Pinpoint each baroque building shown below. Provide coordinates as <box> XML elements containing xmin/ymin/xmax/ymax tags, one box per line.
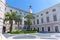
<box><xmin>1</xmin><ymin>0</ymin><xmax>60</xmax><ymax>33</ymax></box>
<box><xmin>31</xmin><ymin>3</ymin><xmax>60</xmax><ymax>32</ymax></box>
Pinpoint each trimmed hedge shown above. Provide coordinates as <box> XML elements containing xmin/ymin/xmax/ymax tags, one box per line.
<box><xmin>9</xmin><ymin>30</ymin><xmax>38</xmax><ymax>34</ymax></box>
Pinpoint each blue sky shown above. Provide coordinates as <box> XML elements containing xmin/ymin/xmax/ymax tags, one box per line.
<box><xmin>6</xmin><ymin>0</ymin><xmax>60</xmax><ymax>14</ymax></box>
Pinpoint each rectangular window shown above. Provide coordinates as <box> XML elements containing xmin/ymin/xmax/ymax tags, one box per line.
<box><xmin>34</xmin><ymin>20</ymin><xmax>35</xmax><ymax>25</ymax></box>
<box><xmin>53</xmin><ymin>15</ymin><xmax>57</xmax><ymax>21</ymax></box>
<box><xmin>41</xmin><ymin>18</ymin><xmax>43</xmax><ymax>23</ymax></box>
<box><xmin>46</xmin><ymin>17</ymin><xmax>49</xmax><ymax>22</ymax></box>
<box><xmin>37</xmin><ymin>19</ymin><xmax>39</xmax><ymax>24</ymax></box>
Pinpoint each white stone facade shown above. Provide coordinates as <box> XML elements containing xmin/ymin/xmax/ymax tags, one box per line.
<box><xmin>31</xmin><ymin>3</ymin><xmax>60</xmax><ymax>32</ymax></box>
<box><xmin>1</xmin><ymin>0</ymin><xmax>60</xmax><ymax>33</ymax></box>
<box><xmin>5</xmin><ymin>5</ymin><xmax>30</xmax><ymax>31</ymax></box>
<box><xmin>0</xmin><ymin>0</ymin><xmax>6</xmax><ymax>33</ymax></box>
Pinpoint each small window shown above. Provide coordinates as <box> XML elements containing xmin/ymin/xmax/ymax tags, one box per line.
<box><xmin>52</xmin><ymin>9</ymin><xmax>56</xmax><ymax>12</ymax></box>
<box><xmin>37</xmin><ymin>15</ymin><xmax>39</xmax><ymax>17</ymax></box>
<box><xmin>20</xmin><ymin>12</ymin><xmax>22</xmax><ymax>14</ymax></box>
<box><xmin>46</xmin><ymin>12</ymin><xmax>48</xmax><ymax>14</ymax></box>
<box><xmin>5</xmin><ymin>8</ymin><xmax>6</xmax><ymax>10</ymax></box>
<box><xmin>41</xmin><ymin>14</ymin><xmax>43</xmax><ymax>16</ymax></box>
<box><xmin>10</xmin><ymin>10</ymin><xmax>12</xmax><ymax>12</ymax></box>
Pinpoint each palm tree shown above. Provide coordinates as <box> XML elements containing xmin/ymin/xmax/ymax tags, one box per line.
<box><xmin>15</xmin><ymin>14</ymin><xmax>22</xmax><ymax>30</ymax></box>
<box><xmin>25</xmin><ymin>13</ymin><xmax>34</xmax><ymax>30</ymax></box>
<box><xmin>5</xmin><ymin>12</ymin><xmax>16</xmax><ymax>32</ymax></box>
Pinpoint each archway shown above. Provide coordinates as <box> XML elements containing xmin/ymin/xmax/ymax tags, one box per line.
<box><xmin>42</xmin><ymin>27</ymin><xmax>44</xmax><ymax>32</ymax></box>
<box><xmin>55</xmin><ymin>26</ymin><xmax>58</xmax><ymax>32</ymax></box>
<box><xmin>48</xmin><ymin>27</ymin><xmax>50</xmax><ymax>32</ymax></box>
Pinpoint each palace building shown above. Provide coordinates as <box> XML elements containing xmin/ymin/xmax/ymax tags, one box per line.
<box><xmin>31</xmin><ymin>3</ymin><xmax>60</xmax><ymax>32</ymax></box>
<box><xmin>5</xmin><ymin>3</ymin><xmax>60</xmax><ymax>33</ymax></box>
<box><xmin>0</xmin><ymin>0</ymin><xmax>60</xmax><ymax>33</ymax></box>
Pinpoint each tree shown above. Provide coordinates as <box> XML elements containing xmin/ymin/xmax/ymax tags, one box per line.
<box><xmin>25</xmin><ymin>13</ymin><xmax>34</xmax><ymax>30</ymax></box>
<box><xmin>5</xmin><ymin>12</ymin><xmax>16</xmax><ymax>32</ymax></box>
<box><xmin>15</xmin><ymin>14</ymin><xmax>22</xmax><ymax>30</ymax></box>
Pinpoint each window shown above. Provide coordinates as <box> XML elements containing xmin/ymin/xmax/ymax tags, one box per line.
<box><xmin>20</xmin><ymin>12</ymin><xmax>22</xmax><ymax>14</ymax></box>
<box><xmin>42</xmin><ymin>27</ymin><xmax>44</xmax><ymax>32</ymax></box>
<box><xmin>5</xmin><ymin>8</ymin><xmax>6</xmax><ymax>10</ymax></box>
<box><xmin>38</xmin><ymin>27</ymin><xmax>39</xmax><ymax>32</ymax></box>
<box><xmin>53</xmin><ymin>15</ymin><xmax>57</xmax><ymax>21</ymax></box>
<box><xmin>16</xmin><ymin>11</ymin><xmax>17</xmax><ymax>13</ymax></box>
<box><xmin>34</xmin><ymin>28</ymin><xmax>35</xmax><ymax>30</ymax></box>
<box><xmin>37</xmin><ymin>15</ymin><xmax>39</xmax><ymax>17</ymax></box>
<box><xmin>48</xmin><ymin>27</ymin><xmax>50</xmax><ymax>32</ymax></box>
<box><xmin>33</xmin><ymin>20</ymin><xmax>35</xmax><ymax>25</ymax></box>
<box><xmin>46</xmin><ymin>12</ymin><xmax>48</xmax><ymax>14</ymax></box>
<box><xmin>52</xmin><ymin>9</ymin><xmax>56</xmax><ymax>12</ymax></box>
<box><xmin>10</xmin><ymin>10</ymin><xmax>12</xmax><ymax>12</ymax></box>
<box><xmin>46</xmin><ymin>17</ymin><xmax>49</xmax><ymax>22</ymax></box>
<box><xmin>41</xmin><ymin>18</ymin><xmax>43</xmax><ymax>23</ymax></box>
<box><xmin>24</xmin><ymin>14</ymin><xmax>25</xmax><ymax>15</ymax></box>
<box><xmin>15</xmin><ymin>21</ymin><xmax>17</xmax><ymax>24</ymax></box>
<box><xmin>41</xmin><ymin>14</ymin><xmax>43</xmax><ymax>16</ymax></box>
<box><xmin>37</xmin><ymin>19</ymin><xmax>39</xmax><ymax>24</ymax></box>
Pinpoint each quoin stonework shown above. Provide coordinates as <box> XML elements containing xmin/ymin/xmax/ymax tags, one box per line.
<box><xmin>0</xmin><ymin>0</ymin><xmax>6</xmax><ymax>33</ymax></box>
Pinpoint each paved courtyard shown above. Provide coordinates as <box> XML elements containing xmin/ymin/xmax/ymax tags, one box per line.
<box><xmin>2</xmin><ymin>33</ymin><xmax>60</xmax><ymax>40</ymax></box>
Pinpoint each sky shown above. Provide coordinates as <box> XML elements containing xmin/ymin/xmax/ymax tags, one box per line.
<box><xmin>6</xmin><ymin>0</ymin><xmax>60</xmax><ymax>14</ymax></box>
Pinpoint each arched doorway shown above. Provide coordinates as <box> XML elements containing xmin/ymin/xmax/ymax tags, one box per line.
<box><xmin>55</xmin><ymin>26</ymin><xmax>58</xmax><ymax>32</ymax></box>
<box><xmin>3</xmin><ymin>26</ymin><xmax>6</xmax><ymax>33</ymax></box>
<box><xmin>42</xmin><ymin>27</ymin><xmax>44</xmax><ymax>32</ymax></box>
<box><xmin>48</xmin><ymin>27</ymin><xmax>50</xmax><ymax>32</ymax></box>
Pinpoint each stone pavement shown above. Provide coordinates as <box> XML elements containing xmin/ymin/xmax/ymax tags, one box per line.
<box><xmin>2</xmin><ymin>33</ymin><xmax>60</xmax><ymax>40</ymax></box>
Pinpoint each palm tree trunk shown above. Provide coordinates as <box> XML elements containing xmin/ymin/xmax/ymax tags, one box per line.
<box><xmin>18</xmin><ymin>21</ymin><xmax>20</xmax><ymax>30</ymax></box>
<box><xmin>27</xmin><ymin>25</ymin><xmax>30</xmax><ymax>30</ymax></box>
<box><xmin>9</xmin><ymin>20</ymin><xmax>13</xmax><ymax>32</ymax></box>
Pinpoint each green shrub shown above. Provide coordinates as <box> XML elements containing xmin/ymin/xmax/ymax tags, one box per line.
<box><xmin>10</xmin><ymin>30</ymin><xmax>38</xmax><ymax>34</ymax></box>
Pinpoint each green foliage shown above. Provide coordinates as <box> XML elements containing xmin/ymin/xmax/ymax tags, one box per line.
<box><xmin>5</xmin><ymin>12</ymin><xmax>21</xmax><ymax>32</ymax></box>
<box><xmin>25</xmin><ymin>13</ymin><xmax>34</xmax><ymax>19</ymax></box>
<box><xmin>27</xmin><ymin>19</ymin><xmax>32</xmax><ymax>25</ymax></box>
<box><xmin>10</xmin><ymin>30</ymin><xmax>21</xmax><ymax>34</ymax></box>
<box><xmin>25</xmin><ymin>13</ymin><xmax>34</xmax><ymax>25</ymax></box>
<box><xmin>10</xmin><ymin>30</ymin><xmax>38</xmax><ymax>34</ymax></box>
<box><xmin>15</xmin><ymin>14</ymin><xmax>22</xmax><ymax>22</ymax></box>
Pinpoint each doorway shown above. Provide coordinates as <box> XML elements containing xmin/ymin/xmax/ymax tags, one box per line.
<box><xmin>48</xmin><ymin>27</ymin><xmax>50</xmax><ymax>32</ymax></box>
<box><xmin>55</xmin><ymin>26</ymin><xmax>58</xmax><ymax>32</ymax></box>
<box><xmin>42</xmin><ymin>27</ymin><xmax>44</xmax><ymax>32</ymax></box>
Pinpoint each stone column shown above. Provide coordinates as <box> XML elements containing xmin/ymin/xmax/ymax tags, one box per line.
<box><xmin>0</xmin><ymin>0</ymin><xmax>5</xmax><ymax>33</ymax></box>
